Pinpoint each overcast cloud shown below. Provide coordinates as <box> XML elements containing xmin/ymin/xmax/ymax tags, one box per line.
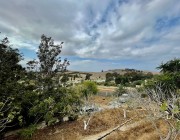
<box><xmin>0</xmin><ymin>0</ymin><xmax>180</xmax><ymax>71</ymax></box>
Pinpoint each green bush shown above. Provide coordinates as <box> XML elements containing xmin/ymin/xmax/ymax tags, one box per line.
<box><xmin>115</xmin><ymin>85</ymin><xmax>127</xmax><ymax>97</ymax></box>
<box><xmin>141</xmin><ymin>93</ymin><xmax>148</xmax><ymax>98</ymax></box>
<box><xmin>133</xmin><ymin>80</ymin><xmax>143</xmax><ymax>85</ymax></box>
<box><xmin>136</xmin><ymin>87</ymin><xmax>145</xmax><ymax>92</ymax></box>
<box><xmin>18</xmin><ymin>124</ymin><xmax>37</xmax><ymax>139</ymax></box>
<box><xmin>68</xmin><ymin>114</ymin><xmax>78</xmax><ymax>121</ymax></box>
<box><xmin>81</xmin><ymin>81</ymin><xmax>98</xmax><ymax>101</ymax></box>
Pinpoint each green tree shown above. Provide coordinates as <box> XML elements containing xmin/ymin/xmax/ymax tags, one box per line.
<box><xmin>145</xmin><ymin>58</ymin><xmax>180</xmax><ymax>120</ymax></box>
<box><xmin>0</xmin><ymin>37</ymin><xmax>25</xmax><ymax>132</ymax></box>
<box><xmin>157</xmin><ymin>58</ymin><xmax>180</xmax><ymax>88</ymax></box>
<box><xmin>105</xmin><ymin>73</ymin><xmax>114</xmax><ymax>82</ymax></box>
<box><xmin>82</xmin><ymin>81</ymin><xmax>98</xmax><ymax>101</ymax></box>
<box><xmin>61</xmin><ymin>74</ymin><xmax>69</xmax><ymax>82</ymax></box>
<box><xmin>85</xmin><ymin>73</ymin><xmax>92</xmax><ymax>80</ymax></box>
<box><xmin>26</xmin><ymin>35</ymin><xmax>81</xmax><ymax>125</ymax></box>
<box><xmin>115</xmin><ymin>75</ymin><xmax>128</xmax><ymax>85</ymax></box>
<box><xmin>38</xmin><ymin>34</ymin><xmax>69</xmax><ymax>74</ymax></box>
<box><xmin>145</xmin><ymin>59</ymin><xmax>180</xmax><ymax>139</ymax></box>
<box><xmin>157</xmin><ymin>58</ymin><xmax>180</xmax><ymax>73</ymax></box>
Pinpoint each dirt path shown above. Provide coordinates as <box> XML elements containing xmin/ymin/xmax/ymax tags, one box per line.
<box><xmin>81</xmin><ymin>118</ymin><xmax>148</xmax><ymax>140</ymax></box>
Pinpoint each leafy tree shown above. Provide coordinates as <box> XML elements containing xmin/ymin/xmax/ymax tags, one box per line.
<box><xmin>157</xmin><ymin>58</ymin><xmax>180</xmax><ymax>73</ymax></box>
<box><xmin>105</xmin><ymin>73</ymin><xmax>114</xmax><ymax>82</ymax></box>
<box><xmin>82</xmin><ymin>81</ymin><xmax>98</xmax><ymax>101</ymax></box>
<box><xmin>61</xmin><ymin>74</ymin><xmax>69</xmax><ymax>83</ymax></box>
<box><xmin>85</xmin><ymin>73</ymin><xmax>92</xmax><ymax>80</ymax></box>
<box><xmin>145</xmin><ymin>74</ymin><xmax>177</xmax><ymax>100</ymax></box>
<box><xmin>26</xmin><ymin>35</ymin><xmax>82</xmax><ymax>125</ymax></box>
<box><xmin>124</xmin><ymin>71</ymin><xmax>143</xmax><ymax>82</ymax></box>
<box><xmin>38</xmin><ymin>34</ymin><xmax>69</xmax><ymax>74</ymax></box>
<box><xmin>145</xmin><ymin>58</ymin><xmax>180</xmax><ymax>121</ymax></box>
<box><xmin>157</xmin><ymin>58</ymin><xmax>180</xmax><ymax>88</ymax></box>
<box><xmin>0</xmin><ymin>37</ymin><xmax>25</xmax><ymax>132</ymax></box>
<box><xmin>115</xmin><ymin>75</ymin><xmax>128</xmax><ymax>85</ymax></box>
<box><xmin>144</xmin><ymin>59</ymin><xmax>180</xmax><ymax>139</ymax></box>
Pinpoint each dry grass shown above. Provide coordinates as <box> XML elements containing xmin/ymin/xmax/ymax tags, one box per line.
<box><xmin>106</xmin><ymin>119</ymin><xmax>180</xmax><ymax>140</ymax></box>
<box><xmin>98</xmin><ymin>86</ymin><xmax>117</xmax><ymax>92</ymax></box>
<box><xmin>90</xmin><ymin>95</ymin><xmax>113</xmax><ymax>106</ymax></box>
<box><xmin>30</xmin><ymin>107</ymin><xmax>146</xmax><ymax>140</ymax></box>
<box><xmin>5</xmin><ymin>94</ymin><xmax>179</xmax><ymax>140</ymax></box>
<box><xmin>4</xmin><ymin>99</ymin><xmax>147</xmax><ymax>140</ymax></box>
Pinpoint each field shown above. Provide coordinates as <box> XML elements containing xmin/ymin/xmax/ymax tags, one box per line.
<box><xmin>4</xmin><ymin>86</ymin><xmax>180</xmax><ymax>140</ymax></box>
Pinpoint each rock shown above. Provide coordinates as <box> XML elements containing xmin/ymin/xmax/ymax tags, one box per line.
<box><xmin>37</xmin><ymin>121</ymin><xmax>47</xmax><ymax>129</ymax></box>
<box><xmin>63</xmin><ymin>116</ymin><xmax>69</xmax><ymax>122</ymax></box>
<box><xmin>121</xmin><ymin>93</ymin><xmax>129</xmax><ymax>97</ymax></box>
<box><xmin>80</xmin><ymin>104</ymin><xmax>101</xmax><ymax>114</ymax></box>
<box><xmin>118</xmin><ymin>98</ymin><xmax>127</xmax><ymax>103</ymax></box>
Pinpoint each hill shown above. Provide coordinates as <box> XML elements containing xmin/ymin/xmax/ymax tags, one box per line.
<box><xmin>65</xmin><ymin>69</ymin><xmax>159</xmax><ymax>81</ymax></box>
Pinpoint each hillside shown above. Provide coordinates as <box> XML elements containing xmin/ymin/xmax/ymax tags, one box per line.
<box><xmin>65</xmin><ymin>69</ymin><xmax>160</xmax><ymax>81</ymax></box>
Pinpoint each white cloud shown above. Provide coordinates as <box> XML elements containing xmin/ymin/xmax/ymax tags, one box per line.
<box><xmin>0</xmin><ymin>0</ymin><xmax>180</xmax><ymax>71</ymax></box>
<box><xmin>69</xmin><ymin>59</ymin><xmax>121</xmax><ymax>72</ymax></box>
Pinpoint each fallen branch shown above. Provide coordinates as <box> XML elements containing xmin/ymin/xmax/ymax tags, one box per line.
<box><xmin>97</xmin><ymin>118</ymin><xmax>133</xmax><ymax>140</ymax></box>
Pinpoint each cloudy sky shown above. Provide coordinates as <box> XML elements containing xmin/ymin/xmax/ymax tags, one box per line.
<box><xmin>0</xmin><ymin>0</ymin><xmax>180</xmax><ymax>72</ymax></box>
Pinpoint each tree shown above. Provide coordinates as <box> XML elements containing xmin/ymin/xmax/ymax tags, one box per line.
<box><xmin>79</xmin><ymin>81</ymin><xmax>98</xmax><ymax>131</ymax></box>
<box><xmin>157</xmin><ymin>58</ymin><xmax>180</xmax><ymax>89</ymax></box>
<box><xmin>82</xmin><ymin>81</ymin><xmax>98</xmax><ymax>101</ymax></box>
<box><xmin>26</xmin><ymin>35</ymin><xmax>82</xmax><ymax>125</ymax></box>
<box><xmin>144</xmin><ymin>58</ymin><xmax>180</xmax><ymax>139</ymax></box>
<box><xmin>105</xmin><ymin>73</ymin><xmax>114</xmax><ymax>82</ymax></box>
<box><xmin>157</xmin><ymin>58</ymin><xmax>180</xmax><ymax>73</ymax></box>
<box><xmin>0</xmin><ymin>34</ymin><xmax>81</xmax><ymax>137</ymax></box>
<box><xmin>0</xmin><ymin>37</ymin><xmax>25</xmax><ymax>133</ymax></box>
<box><xmin>85</xmin><ymin>73</ymin><xmax>92</xmax><ymax>80</ymax></box>
<box><xmin>115</xmin><ymin>75</ymin><xmax>128</xmax><ymax>85</ymax></box>
<box><xmin>124</xmin><ymin>71</ymin><xmax>143</xmax><ymax>82</ymax></box>
<box><xmin>37</xmin><ymin>34</ymin><xmax>69</xmax><ymax>74</ymax></box>
<box><xmin>145</xmin><ymin>81</ymin><xmax>180</xmax><ymax>139</ymax></box>
<box><xmin>61</xmin><ymin>74</ymin><xmax>69</xmax><ymax>85</ymax></box>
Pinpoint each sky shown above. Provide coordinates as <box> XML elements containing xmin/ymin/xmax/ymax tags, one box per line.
<box><xmin>0</xmin><ymin>0</ymin><xmax>180</xmax><ymax>72</ymax></box>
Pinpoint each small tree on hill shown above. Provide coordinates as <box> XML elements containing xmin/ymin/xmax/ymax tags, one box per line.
<box><xmin>85</xmin><ymin>73</ymin><xmax>92</xmax><ymax>80</ymax></box>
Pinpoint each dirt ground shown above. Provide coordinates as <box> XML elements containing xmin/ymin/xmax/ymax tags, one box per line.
<box><xmin>30</xmin><ymin>108</ymin><xmax>144</xmax><ymax>140</ymax></box>
<box><xmin>105</xmin><ymin>119</ymin><xmax>174</xmax><ymax>140</ymax></box>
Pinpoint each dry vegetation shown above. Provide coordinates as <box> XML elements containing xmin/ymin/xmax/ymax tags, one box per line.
<box><xmin>27</xmin><ymin>108</ymin><xmax>144</xmax><ymax>140</ymax></box>
<box><xmin>105</xmin><ymin>119</ymin><xmax>171</xmax><ymax>140</ymax></box>
<box><xmin>4</xmin><ymin>88</ymin><xmax>180</xmax><ymax>140</ymax></box>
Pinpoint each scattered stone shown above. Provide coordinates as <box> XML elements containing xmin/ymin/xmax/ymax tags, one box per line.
<box><xmin>121</xmin><ymin>93</ymin><xmax>129</xmax><ymax>97</ymax></box>
<box><xmin>37</xmin><ymin>121</ymin><xmax>47</xmax><ymax>129</ymax></box>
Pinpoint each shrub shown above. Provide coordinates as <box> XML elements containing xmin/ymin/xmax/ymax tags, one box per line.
<box><xmin>141</xmin><ymin>93</ymin><xmax>148</xmax><ymax>98</ymax></box>
<box><xmin>115</xmin><ymin>85</ymin><xmax>127</xmax><ymax>97</ymax></box>
<box><xmin>81</xmin><ymin>81</ymin><xmax>98</xmax><ymax>100</ymax></box>
<box><xmin>136</xmin><ymin>87</ymin><xmax>145</xmax><ymax>92</ymax></box>
<box><xmin>18</xmin><ymin>124</ymin><xmax>37</xmax><ymax>139</ymax></box>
